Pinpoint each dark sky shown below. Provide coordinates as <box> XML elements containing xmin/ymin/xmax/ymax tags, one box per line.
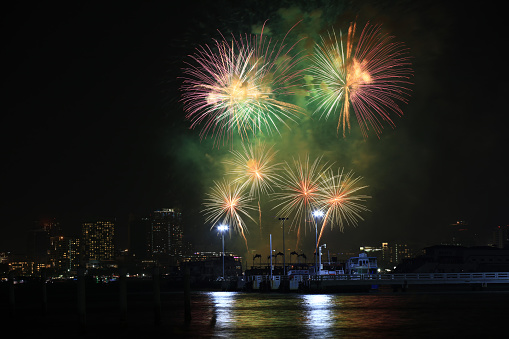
<box><xmin>1</xmin><ymin>1</ymin><xmax>508</xmax><ymax>257</ymax></box>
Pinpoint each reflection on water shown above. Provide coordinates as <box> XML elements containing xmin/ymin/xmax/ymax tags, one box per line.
<box><xmin>206</xmin><ymin>291</ymin><xmax>305</xmax><ymax>337</ymax></box>
<box><xmin>201</xmin><ymin>292</ymin><xmax>403</xmax><ymax>338</ymax></box>
<box><xmin>176</xmin><ymin>291</ymin><xmax>509</xmax><ymax>338</ymax></box>
<box><xmin>301</xmin><ymin>294</ymin><xmax>334</xmax><ymax>337</ymax></box>
<box><xmin>209</xmin><ymin>291</ymin><xmax>235</xmax><ymax>327</ymax></box>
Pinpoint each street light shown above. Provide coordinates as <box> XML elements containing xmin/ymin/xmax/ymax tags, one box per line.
<box><xmin>218</xmin><ymin>224</ymin><xmax>229</xmax><ymax>280</ymax></box>
<box><xmin>279</xmin><ymin>217</ymin><xmax>289</xmax><ymax>275</ymax></box>
<box><xmin>312</xmin><ymin>210</ymin><xmax>324</xmax><ymax>275</ymax></box>
<box><xmin>318</xmin><ymin>244</ymin><xmax>326</xmax><ymax>275</ymax></box>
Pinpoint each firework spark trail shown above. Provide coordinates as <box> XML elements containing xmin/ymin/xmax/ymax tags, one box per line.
<box><xmin>224</xmin><ymin>142</ymin><xmax>281</xmax><ymax>236</ymax></box>
<box><xmin>271</xmin><ymin>155</ymin><xmax>331</xmax><ymax>249</ymax></box>
<box><xmin>315</xmin><ymin>168</ymin><xmax>371</xmax><ymax>247</ymax></box>
<box><xmin>202</xmin><ymin>179</ymin><xmax>257</xmax><ymax>250</ymax></box>
<box><xmin>258</xmin><ymin>200</ymin><xmax>262</xmax><ymax>236</ymax></box>
<box><xmin>309</xmin><ymin>21</ymin><xmax>413</xmax><ymax>138</ymax></box>
<box><xmin>181</xmin><ymin>22</ymin><xmax>307</xmax><ymax>146</ymax></box>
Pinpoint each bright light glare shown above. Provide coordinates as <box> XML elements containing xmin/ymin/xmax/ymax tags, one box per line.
<box><xmin>218</xmin><ymin>225</ymin><xmax>229</xmax><ymax>232</ymax></box>
<box><xmin>313</xmin><ymin>210</ymin><xmax>324</xmax><ymax>218</ymax></box>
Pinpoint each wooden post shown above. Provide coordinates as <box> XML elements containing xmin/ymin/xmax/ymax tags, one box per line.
<box><xmin>41</xmin><ymin>268</ymin><xmax>47</xmax><ymax>316</ymax></box>
<box><xmin>184</xmin><ymin>266</ymin><xmax>191</xmax><ymax>322</ymax></box>
<box><xmin>8</xmin><ymin>271</ymin><xmax>15</xmax><ymax>317</ymax></box>
<box><xmin>153</xmin><ymin>266</ymin><xmax>161</xmax><ymax>326</ymax></box>
<box><xmin>119</xmin><ymin>267</ymin><xmax>127</xmax><ymax>324</ymax></box>
<box><xmin>77</xmin><ymin>267</ymin><xmax>86</xmax><ymax>329</ymax></box>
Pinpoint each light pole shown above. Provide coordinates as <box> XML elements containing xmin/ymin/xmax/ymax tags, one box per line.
<box><xmin>270</xmin><ymin>234</ymin><xmax>273</xmax><ymax>280</ymax></box>
<box><xmin>279</xmin><ymin>217</ymin><xmax>289</xmax><ymax>275</ymax></box>
<box><xmin>312</xmin><ymin>210</ymin><xmax>324</xmax><ymax>275</ymax></box>
<box><xmin>218</xmin><ymin>224</ymin><xmax>228</xmax><ymax>280</ymax></box>
<box><xmin>318</xmin><ymin>244</ymin><xmax>326</xmax><ymax>275</ymax></box>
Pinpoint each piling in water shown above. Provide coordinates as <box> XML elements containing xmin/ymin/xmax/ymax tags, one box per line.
<box><xmin>184</xmin><ymin>266</ymin><xmax>191</xmax><ymax>322</ymax></box>
<box><xmin>77</xmin><ymin>267</ymin><xmax>86</xmax><ymax>329</ymax></box>
<box><xmin>153</xmin><ymin>266</ymin><xmax>161</xmax><ymax>326</ymax></box>
<box><xmin>119</xmin><ymin>267</ymin><xmax>127</xmax><ymax>324</ymax></box>
<box><xmin>41</xmin><ymin>269</ymin><xmax>47</xmax><ymax>316</ymax></box>
<box><xmin>8</xmin><ymin>271</ymin><xmax>15</xmax><ymax>317</ymax></box>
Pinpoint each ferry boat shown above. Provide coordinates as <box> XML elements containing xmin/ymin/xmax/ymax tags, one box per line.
<box><xmin>346</xmin><ymin>252</ymin><xmax>378</xmax><ymax>275</ymax></box>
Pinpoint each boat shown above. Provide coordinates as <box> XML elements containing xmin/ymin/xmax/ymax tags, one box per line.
<box><xmin>346</xmin><ymin>252</ymin><xmax>378</xmax><ymax>275</ymax></box>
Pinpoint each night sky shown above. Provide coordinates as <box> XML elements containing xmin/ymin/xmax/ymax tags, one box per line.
<box><xmin>2</xmin><ymin>1</ymin><xmax>507</xmax><ymax>258</ymax></box>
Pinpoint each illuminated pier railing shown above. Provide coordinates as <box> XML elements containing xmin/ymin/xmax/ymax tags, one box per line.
<box><xmin>308</xmin><ymin>272</ymin><xmax>509</xmax><ymax>284</ymax></box>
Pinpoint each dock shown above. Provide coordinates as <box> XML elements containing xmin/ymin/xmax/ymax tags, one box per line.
<box><xmin>245</xmin><ymin>272</ymin><xmax>509</xmax><ymax>292</ymax></box>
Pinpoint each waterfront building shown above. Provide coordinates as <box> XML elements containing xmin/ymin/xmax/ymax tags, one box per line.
<box><xmin>23</xmin><ymin>218</ymin><xmax>66</xmax><ymax>275</ymax></box>
<box><xmin>182</xmin><ymin>252</ymin><xmax>243</xmax><ymax>280</ymax></box>
<box><xmin>147</xmin><ymin>208</ymin><xmax>183</xmax><ymax>268</ymax></box>
<box><xmin>0</xmin><ymin>252</ymin><xmax>8</xmax><ymax>264</ymax></box>
<box><xmin>69</xmin><ymin>238</ymin><xmax>80</xmax><ymax>272</ymax></box>
<box><xmin>442</xmin><ymin>220</ymin><xmax>482</xmax><ymax>247</ymax></box>
<box><xmin>82</xmin><ymin>219</ymin><xmax>115</xmax><ymax>268</ymax></box>
<box><xmin>149</xmin><ymin>208</ymin><xmax>183</xmax><ymax>256</ymax></box>
<box><xmin>381</xmin><ymin>242</ymin><xmax>413</xmax><ymax>270</ymax></box>
<box><xmin>396</xmin><ymin>245</ymin><xmax>509</xmax><ymax>273</ymax></box>
<box><xmin>49</xmin><ymin>236</ymin><xmax>80</xmax><ymax>274</ymax></box>
<box><xmin>493</xmin><ymin>225</ymin><xmax>509</xmax><ymax>249</ymax></box>
<box><xmin>5</xmin><ymin>253</ymin><xmax>30</xmax><ymax>275</ymax></box>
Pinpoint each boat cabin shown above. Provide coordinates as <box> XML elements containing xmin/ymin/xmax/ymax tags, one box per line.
<box><xmin>346</xmin><ymin>252</ymin><xmax>378</xmax><ymax>274</ymax></box>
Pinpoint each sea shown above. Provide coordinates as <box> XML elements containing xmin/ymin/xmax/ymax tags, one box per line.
<box><xmin>2</xmin><ymin>282</ymin><xmax>508</xmax><ymax>338</ymax></box>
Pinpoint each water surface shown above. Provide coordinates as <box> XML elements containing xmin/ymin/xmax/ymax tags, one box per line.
<box><xmin>169</xmin><ymin>291</ymin><xmax>507</xmax><ymax>338</ymax></box>
<box><xmin>4</xmin><ymin>283</ymin><xmax>507</xmax><ymax>338</ymax></box>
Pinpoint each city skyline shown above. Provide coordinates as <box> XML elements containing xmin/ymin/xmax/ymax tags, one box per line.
<box><xmin>2</xmin><ymin>209</ymin><xmax>499</xmax><ymax>260</ymax></box>
<box><xmin>5</xmin><ymin>214</ymin><xmax>507</xmax><ymax>279</ymax></box>
<box><xmin>2</xmin><ymin>1</ymin><xmax>508</xmax><ymax>260</ymax></box>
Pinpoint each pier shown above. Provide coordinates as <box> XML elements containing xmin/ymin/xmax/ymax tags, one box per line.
<box><xmin>246</xmin><ymin>272</ymin><xmax>509</xmax><ymax>292</ymax></box>
<box><xmin>309</xmin><ymin>271</ymin><xmax>509</xmax><ymax>285</ymax></box>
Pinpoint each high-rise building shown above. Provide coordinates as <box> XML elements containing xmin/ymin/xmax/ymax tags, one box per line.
<box><xmin>26</xmin><ymin>228</ymin><xmax>50</xmax><ymax>275</ymax></box>
<box><xmin>24</xmin><ymin>218</ymin><xmax>66</xmax><ymax>275</ymax></box>
<box><xmin>26</xmin><ymin>228</ymin><xmax>50</xmax><ymax>260</ymax></box>
<box><xmin>128</xmin><ymin>214</ymin><xmax>151</xmax><ymax>260</ymax></box>
<box><xmin>149</xmin><ymin>208</ymin><xmax>183</xmax><ymax>257</ymax></box>
<box><xmin>381</xmin><ymin>242</ymin><xmax>413</xmax><ymax>269</ymax></box>
<box><xmin>39</xmin><ymin>218</ymin><xmax>62</xmax><ymax>237</ymax></box>
<box><xmin>448</xmin><ymin>220</ymin><xmax>475</xmax><ymax>246</ymax></box>
<box><xmin>49</xmin><ymin>236</ymin><xmax>80</xmax><ymax>274</ymax></box>
<box><xmin>49</xmin><ymin>236</ymin><xmax>70</xmax><ymax>272</ymax></box>
<box><xmin>82</xmin><ymin>219</ymin><xmax>115</xmax><ymax>265</ymax></box>
<box><xmin>493</xmin><ymin>225</ymin><xmax>509</xmax><ymax>249</ymax></box>
<box><xmin>69</xmin><ymin>238</ymin><xmax>80</xmax><ymax>271</ymax></box>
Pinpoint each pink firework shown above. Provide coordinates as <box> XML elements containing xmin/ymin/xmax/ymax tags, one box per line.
<box><xmin>271</xmin><ymin>155</ymin><xmax>331</xmax><ymax>249</ymax></box>
<box><xmin>315</xmin><ymin>168</ymin><xmax>371</xmax><ymax>247</ymax></box>
<box><xmin>309</xmin><ymin>22</ymin><xmax>413</xmax><ymax>138</ymax></box>
<box><xmin>181</xmin><ymin>22</ymin><xmax>306</xmax><ymax>146</ymax></box>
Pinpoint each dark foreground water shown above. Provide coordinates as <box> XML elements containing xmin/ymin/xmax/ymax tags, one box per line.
<box><xmin>3</xmin><ymin>283</ymin><xmax>508</xmax><ymax>338</ymax></box>
<box><xmin>179</xmin><ymin>291</ymin><xmax>507</xmax><ymax>338</ymax></box>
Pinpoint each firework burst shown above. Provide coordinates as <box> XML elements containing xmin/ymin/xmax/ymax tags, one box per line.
<box><xmin>202</xmin><ymin>179</ymin><xmax>257</xmax><ymax>249</ymax></box>
<box><xmin>181</xmin><ymin>22</ymin><xmax>306</xmax><ymax>146</ymax></box>
<box><xmin>225</xmin><ymin>142</ymin><xmax>281</xmax><ymax>197</ymax></box>
<box><xmin>315</xmin><ymin>168</ymin><xmax>370</xmax><ymax>246</ymax></box>
<box><xmin>271</xmin><ymin>155</ymin><xmax>331</xmax><ymax>248</ymax></box>
<box><xmin>225</xmin><ymin>141</ymin><xmax>281</xmax><ymax>236</ymax></box>
<box><xmin>309</xmin><ymin>21</ymin><xmax>413</xmax><ymax>138</ymax></box>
